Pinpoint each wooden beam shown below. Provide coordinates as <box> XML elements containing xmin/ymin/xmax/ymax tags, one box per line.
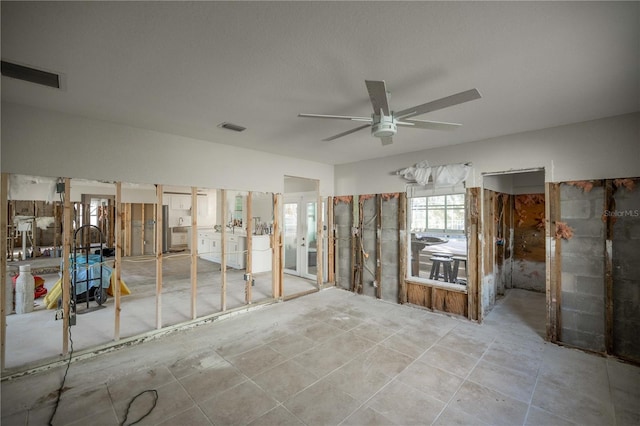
<box><xmin>155</xmin><ymin>185</ymin><xmax>163</xmax><ymax>330</ymax></box>
<box><xmin>375</xmin><ymin>194</ymin><xmax>382</xmax><ymax>299</ymax></box>
<box><xmin>327</xmin><ymin>196</ymin><xmax>335</xmax><ymax>284</ymax></box>
<box><xmin>62</xmin><ymin>178</ymin><xmax>72</xmax><ymax>354</ymax></box>
<box><xmin>272</xmin><ymin>193</ymin><xmax>283</xmax><ymax>299</ymax></box>
<box><xmin>114</xmin><ymin>182</ymin><xmax>122</xmax><ymax>340</ymax></box>
<box><xmin>604</xmin><ymin>179</ymin><xmax>614</xmax><ymax>354</ymax></box>
<box><xmin>191</xmin><ymin>187</ymin><xmax>198</xmax><ymax>319</ymax></box>
<box><xmin>467</xmin><ymin>187</ymin><xmax>480</xmax><ymax>321</ymax></box>
<box><xmin>221</xmin><ymin>189</ymin><xmax>227</xmax><ymax>311</ymax></box>
<box><xmin>545</xmin><ymin>182</ymin><xmax>561</xmax><ymax>342</ymax></box>
<box><xmin>140</xmin><ymin>202</ymin><xmax>145</xmax><ymax>255</ymax></box>
<box><xmin>245</xmin><ymin>192</ymin><xmax>253</xmax><ymax>304</ymax></box>
<box><xmin>1</xmin><ymin>173</ymin><xmax>8</xmax><ymax>370</ymax></box>
<box><xmin>398</xmin><ymin>192</ymin><xmax>407</xmax><ymax>304</ymax></box>
<box><xmin>316</xmin><ymin>189</ymin><xmax>324</xmax><ymax>288</ymax></box>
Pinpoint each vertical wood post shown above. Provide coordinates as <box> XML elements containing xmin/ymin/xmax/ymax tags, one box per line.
<box><xmin>245</xmin><ymin>192</ymin><xmax>253</xmax><ymax>304</ymax></box>
<box><xmin>140</xmin><ymin>202</ymin><xmax>145</xmax><ymax>255</ymax></box>
<box><xmin>155</xmin><ymin>185</ymin><xmax>163</xmax><ymax>330</ymax></box>
<box><xmin>272</xmin><ymin>194</ymin><xmax>282</xmax><ymax>299</ymax></box>
<box><xmin>398</xmin><ymin>192</ymin><xmax>407</xmax><ymax>304</ymax></box>
<box><xmin>375</xmin><ymin>194</ymin><xmax>382</xmax><ymax>299</ymax></box>
<box><xmin>545</xmin><ymin>182</ymin><xmax>561</xmax><ymax>342</ymax></box>
<box><xmin>114</xmin><ymin>182</ymin><xmax>122</xmax><ymax>340</ymax></box>
<box><xmin>191</xmin><ymin>187</ymin><xmax>198</xmax><ymax>319</ymax></box>
<box><xmin>316</xmin><ymin>190</ymin><xmax>324</xmax><ymax>288</ymax></box>
<box><xmin>0</xmin><ymin>173</ymin><xmax>8</xmax><ymax>370</ymax></box>
<box><xmin>327</xmin><ymin>196</ymin><xmax>335</xmax><ymax>284</ymax></box>
<box><xmin>467</xmin><ymin>188</ymin><xmax>480</xmax><ymax>321</ymax></box>
<box><xmin>221</xmin><ymin>190</ymin><xmax>227</xmax><ymax>311</ymax></box>
<box><xmin>604</xmin><ymin>179</ymin><xmax>614</xmax><ymax>354</ymax></box>
<box><xmin>62</xmin><ymin>178</ymin><xmax>72</xmax><ymax>354</ymax></box>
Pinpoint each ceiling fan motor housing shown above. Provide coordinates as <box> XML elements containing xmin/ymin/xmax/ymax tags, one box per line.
<box><xmin>371</xmin><ymin>113</ymin><xmax>397</xmax><ymax>138</ymax></box>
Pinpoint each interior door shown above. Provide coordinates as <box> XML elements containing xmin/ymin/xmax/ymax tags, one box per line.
<box><xmin>284</xmin><ymin>198</ymin><xmax>317</xmax><ymax>279</ymax></box>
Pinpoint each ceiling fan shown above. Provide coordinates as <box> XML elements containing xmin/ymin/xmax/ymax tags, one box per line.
<box><xmin>298</xmin><ymin>80</ymin><xmax>481</xmax><ymax>145</ymax></box>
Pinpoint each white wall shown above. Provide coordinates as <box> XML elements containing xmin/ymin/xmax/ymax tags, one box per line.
<box><xmin>334</xmin><ymin>112</ymin><xmax>640</xmax><ymax>195</ymax></box>
<box><xmin>1</xmin><ymin>102</ymin><xmax>335</xmax><ymax>196</ymax></box>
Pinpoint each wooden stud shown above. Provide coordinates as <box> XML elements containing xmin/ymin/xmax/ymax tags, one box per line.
<box><xmin>114</xmin><ymin>182</ymin><xmax>122</xmax><ymax>340</ymax></box>
<box><xmin>327</xmin><ymin>196</ymin><xmax>335</xmax><ymax>284</ymax></box>
<box><xmin>155</xmin><ymin>185</ymin><xmax>163</xmax><ymax>330</ymax></box>
<box><xmin>221</xmin><ymin>189</ymin><xmax>227</xmax><ymax>311</ymax></box>
<box><xmin>62</xmin><ymin>178</ymin><xmax>72</xmax><ymax>354</ymax></box>
<box><xmin>140</xmin><ymin>202</ymin><xmax>145</xmax><ymax>255</ymax></box>
<box><xmin>467</xmin><ymin>187</ymin><xmax>480</xmax><ymax>321</ymax></box>
<box><xmin>1</xmin><ymin>173</ymin><xmax>8</xmax><ymax>370</ymax></box>
<box><xmin>545</xmin><ymin>182</ymin><xmax>562</xmax><ymax>342</ymax></box>
<box><xmin>604</xmin><ymin>179</ymin><xmax>614</xmax><ymax>354</ymax></box>
<box><xmin>398</xmin><ymin>192</ymin><xmax>407</xmax><ymax>304</ymax></box>
<box><xmin>316</xmin><ymin>189</ymin><xmax>323</xmax><ymax>288</ymax></box>
<box><xmin>191</xmin><ymin>187</ymin><xmax>198</xmax><ymax>319</ymax></box>
<box><xmin>245</xmin><ymin>192</ymin><xmax>253</xmax><ymax>304</ymax></box>
<box><xmin>272</xmin><ymin>193</ymin><xmax>283</xmax><ymax>299</ymax></box>
<box><xmin>375</xmin><ymin>194</ymin><xmax>382</xmax><ymax>299</ymax></box>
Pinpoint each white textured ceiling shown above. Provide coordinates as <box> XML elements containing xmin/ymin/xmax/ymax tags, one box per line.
<box><xmin>2</xmin><ymin>1</ymin><xmax>639</xmax><ymax>165</ymax></box>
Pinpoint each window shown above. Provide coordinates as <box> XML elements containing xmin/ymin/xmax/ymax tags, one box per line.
<box><xmin>410</xmin><ymin>194</ymin><xmax>465</xmax><ymax>234</ymax></box>
<box><xmin>408</xmin><ymin>192</ymin><xmax>467</xmax><ymax>284</ymax></box>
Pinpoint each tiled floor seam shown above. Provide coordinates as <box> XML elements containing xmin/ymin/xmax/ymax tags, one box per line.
<box><xmin>336</xmin><ymin>326</ymin><xmax>448</xmax><ymax>425</ymax></box>
<box><xmin>430</xmin><ymin>335</ymin><xmax>496</xmax><ymax>425</ymax></box>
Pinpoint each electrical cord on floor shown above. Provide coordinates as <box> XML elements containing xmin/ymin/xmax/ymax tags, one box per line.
<box><xmin>120</xmin><ymin>389</ymin><xmax>159</xmax><ymax>426</ymax></box>
<box><xmin>48</xmin><ymin>302</ymin><xmax>73</xmax><ymax>426</ymax></box>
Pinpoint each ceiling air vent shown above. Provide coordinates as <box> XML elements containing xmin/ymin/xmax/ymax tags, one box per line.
<box><xmin>1</xmin><ymin>60</ymin><xmax>61</xmax><ymax>89</ymax></box>
<box><xmin>217</xmin><ymin>122</ymin><xmax>246</xmax><ymax>132</ymax></box>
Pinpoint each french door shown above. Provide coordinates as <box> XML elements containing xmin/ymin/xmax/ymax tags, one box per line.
<box><xmin>284</xmin><ymin>197</ymin><xmax>317</xmax><ymax>279</ymax></box>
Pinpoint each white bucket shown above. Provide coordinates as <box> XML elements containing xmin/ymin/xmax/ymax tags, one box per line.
<box><xmin>15</xmin><ymin>265</ymin><xmax>35</xmax><ymax>314</ymax></box>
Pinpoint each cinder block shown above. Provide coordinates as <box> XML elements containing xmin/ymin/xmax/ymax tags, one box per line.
<box><xmin>561</xmin><ymin>328</ymin><xmax>605</xmax><ymax>352</ymax></box>
<box><xmin>575</xmin><ymin>311</ymin><xmax>605</xmax><ymax>335</ymax></box>
<box><xmin>561</xmin><ymin>272</ymin><xmax>577</xmax><ymax>293</ymax></box>
<box><xmin>561</xmin><ymin>199</ymin><xmax>592</xmax><ymax>219</ymax></box>
<box><xmin>561</xmin><ymin>254</ymin><xmax>604</xmax><ymax>277</ymax></box>
<box><xmin>575</xmin><ymin>275</ymin><xmax>604</xmax><ymax>297</ymax></box>
<box><xmin>561</xmin><ymin>291</ymin><xmax>603</xmax><ymax>314</ymax></box>
<box><xmin>564</xmin><ymin>219</ymin><xmax>605</xmax><ymax>238</ymax></box>
<box><xmin>562</xmin><ymin>236</ymin><xmax>605</xmax><ymax>257</ymax></box>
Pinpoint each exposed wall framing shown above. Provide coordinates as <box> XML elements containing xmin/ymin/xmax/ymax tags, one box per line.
<box><xmin>467</xmin><ymin>187</ymin><xmax>480</xmax><ymax>321</ymax></box>
<box><xmin>546</xmin><ymin>182</ymin><xmax>561</xmax><ymax>342</ymax></box>
<box><xmin>155</xmin><ymin>185</ymin><xmax>163</xmax><ymax>329</ymax></box>
<box><xmin>327</xmin><ymin>196</ymin><xmax>335</xmax><ymax>284</ymax></box>
<box><xmin>1</xmin><ymin>173</ymin><xmax>8</xmax><ymax>369</ymax></box>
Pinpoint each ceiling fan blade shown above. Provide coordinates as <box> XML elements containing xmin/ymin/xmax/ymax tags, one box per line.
<box><xmin>298</xmin><ymin>113</ymin><xmax>371</xmax><ymax>122</ymax></box>
<box><xmin>365</xmin><ymin>80</ymin><xmax>391</xmax><ymax>116</ymax></box>
<box><xmin>322</xmin><ymin>123</ymin><xmax>370</xmax><ymax>142</ymax></box>
<box><xmin>380</xmin><ymin>136</ymin><xmax>393</xmax><ymax>146</ymax></box>
<box><xmin>395</xmin><ymin>88</ymin><xmax>481</xmax><ymax>120</ymax></box>
<box><xmin>397</xmin><ymin>119</ymin><xmax>462</xmax><ymax>131</ymax></box>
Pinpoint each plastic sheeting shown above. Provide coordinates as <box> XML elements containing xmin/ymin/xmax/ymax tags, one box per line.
<box><xmin>398</xmin><ymin>161</ymin><xmax>471</xmax><ymax>187</ymax></box>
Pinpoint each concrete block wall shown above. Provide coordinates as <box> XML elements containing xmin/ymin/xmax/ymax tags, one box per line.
<box><xmin>361</xmin><ymin>197</ymin><xmax>377</xmax><ymax>298</ymax></box>
<box><xmin>334</xmin><ymin>200</ymin><xmax>352</xmax><ymax>291</ymax></box>
<box><xmin>612</xmin><ymin>183</ymin><xmax>640</xmax><ymax>362</ymax></box>
<box><xmin>560</xmin><ymin>184</ymin><xmax>606</xmax><ymax>352</ymax></box>
<box><xmin>380</xmin><ymin>196</ymin><xmax>399</xmax><ymax>303</ymax></box>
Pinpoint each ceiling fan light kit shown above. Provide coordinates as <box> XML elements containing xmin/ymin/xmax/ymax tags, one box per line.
<box><xmin>298</xmin><ymin>80</ymin><xmax>481</xmax><ymax>146</ymax></box>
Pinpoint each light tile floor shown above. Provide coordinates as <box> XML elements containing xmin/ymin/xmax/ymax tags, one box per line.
<box><xmin>2</xmin><ymin>287</ymin><xmax>639</xmax><ymax>425</ymax></box>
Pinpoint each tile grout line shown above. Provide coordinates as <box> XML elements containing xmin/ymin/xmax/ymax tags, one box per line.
<box><xmin>429</xmin><ymin>328</ymin><xmax>496</xmax><ymax>426</ymax></box>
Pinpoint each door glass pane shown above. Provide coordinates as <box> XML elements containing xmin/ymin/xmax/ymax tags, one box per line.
<box><xmin>306</xmin><ymin>202</ymin><xmax>317</xmax><ymax>275</ymax></box>
<box><xmin>284</xmin><ymin>203</ymin><xmax>297</xmax><ymax>271</ymax></box>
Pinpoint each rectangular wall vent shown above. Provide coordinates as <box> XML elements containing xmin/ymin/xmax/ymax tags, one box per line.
<box><xmin>217</xmin><ymin>122</ymin><xmax>246</xmax><ymax>132</ymax></box>
<box><xmin>1</xmin><ymin>60</ymin><xmax>60</xmax><ymax>89</ymax></box>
